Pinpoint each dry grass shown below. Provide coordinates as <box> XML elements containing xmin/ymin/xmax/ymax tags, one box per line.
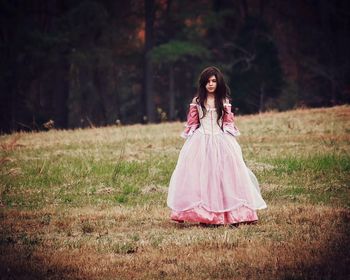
<box><xmin>0</xmin><ymin>105</ymin><xmax>349</xmax><ymax>279</ymax></box>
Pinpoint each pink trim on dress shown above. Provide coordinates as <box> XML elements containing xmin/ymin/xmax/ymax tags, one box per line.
<box><xmin>181</xmin><ymin>103</ymin><xmax>200</xmax><ymax>139</ymax></box>
<box><xmin>170</xmin><ymin>205</ymin><xmax>258</xmax><ymax>225</ymax></box>
<box><xmin>223</xmin><ymin>103</ymin><xmax>241</xmax><ymax>136</ymax></box>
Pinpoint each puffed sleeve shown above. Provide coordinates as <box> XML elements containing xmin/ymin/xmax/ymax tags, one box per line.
<box><xmin>223</xmin><ymin>102</ymin><xmax>241</xmax><ymax>137</ymax></box>
<box><xmin>180</xmin><ymin>103</ymin><xmax>200</xmax><ymax>139</ymax></box>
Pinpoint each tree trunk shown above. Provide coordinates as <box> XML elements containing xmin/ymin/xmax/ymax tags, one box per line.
<box><xmin>169</xmin><ymin>65</ymin><xmax>175</xmax><ymax>120</ymax></box>
<box><xmin>240</xmin><ymin>0</ymin><xmax>248</xmax><ymax>19</ymax></box>
<box><xmin>144</xmin><ymin>0</ymin><xmax>155</xmax><ymax>123</ymax></box>
<box><xmin>259</xmin><ymin>84</ymin><xmax>265</xmax><ymax>113</ymax></box>
<box><xmin>53</xmin><ymin>61</ymin><xmax>69</xmax><ymax>129</ymax></box>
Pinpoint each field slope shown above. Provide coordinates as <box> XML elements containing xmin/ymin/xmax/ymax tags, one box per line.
<box><xmin>1</xmin><ymin>105</ymin><xmax>349</xmax><ymax>279</ymax></box>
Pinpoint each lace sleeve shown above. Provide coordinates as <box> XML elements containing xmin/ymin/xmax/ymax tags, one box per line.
<box><xmin>180</xmin><ymin>103</ymin><xmax>200</xmax><ymax>139</ymax></box>
<box><xmin>222</xmin><ymin>103</ymin><xmax>241</xmax><ymax>137</ymax></box>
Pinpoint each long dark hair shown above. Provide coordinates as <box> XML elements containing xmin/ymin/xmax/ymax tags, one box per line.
<box><xmin>194</xmin><ymin>66</ymin><xmax>231</xmax><ymax>128</ymax></box>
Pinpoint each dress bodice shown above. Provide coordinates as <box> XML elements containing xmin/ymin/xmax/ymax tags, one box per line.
<box><xmin>197</xmin><ymin>106</ymin><xmax>223</xmax><ymax>135</ymax></box>
<box><xmin>180</xmin><ymin>101</ymin><xmax>240</xmax><ymax>139</ymax></box>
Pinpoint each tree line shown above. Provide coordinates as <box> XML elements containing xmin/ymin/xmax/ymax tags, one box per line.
<box><xmin>0</xmin><ymin>0</ymin><xmax>349</xmax><ymax>133</ymax></box>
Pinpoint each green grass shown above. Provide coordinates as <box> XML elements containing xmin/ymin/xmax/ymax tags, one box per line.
<box><xmin>253</xmin><ymin>153</ymin><xmax>350</xmax><ymax>207</ymax></box>
<box><xmin>2</xmin><ymin>147</ymin><xmax>348</xmax><ymax>210</ymax></box>
<box><xmin>269</xmin><ymin>153</ymin><xmax>350</xmax><ymax>174</ymax></box>
<box><xmin>1</xmin><ymin>151</ymin><xmax>175</xmax><ymax>209</ymax></box>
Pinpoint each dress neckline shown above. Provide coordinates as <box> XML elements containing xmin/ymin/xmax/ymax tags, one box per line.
<box><xmin>203</xmin><ymin>104</ymin><xmax>216</xmax><ymax>111</ymax></box>
<box><xmin>195</xmin><ymin>103</ymin><xmax>217</xmax><ymax>111</ymax></box>
<box><xmin>197</xmin><ymin>105</ymin><xmax>216</xmax><ymax>111</ymax></box>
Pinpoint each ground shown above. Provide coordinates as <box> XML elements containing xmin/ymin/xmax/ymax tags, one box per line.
<box><xmin>0</xmin><ymin>105</ymin><xmax>349</xmax><ymax>279</ymax></box>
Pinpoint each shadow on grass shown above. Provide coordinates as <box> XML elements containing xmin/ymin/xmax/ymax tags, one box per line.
<box><xmin>170</xmin><ymin>220</ymin><xmax>259</xmax><ymax>229</ymax></box>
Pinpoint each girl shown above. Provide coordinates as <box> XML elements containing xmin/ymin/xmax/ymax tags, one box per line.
<box><xmin>167</xmin><ymin>66</ymin><xmax>267</xmax><ymax>226</ymax></box>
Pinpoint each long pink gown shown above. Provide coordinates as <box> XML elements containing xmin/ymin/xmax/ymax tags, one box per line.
<box><xmin>167</xmin><ymin>101</ymin><xmax>267</xmax><ymax>224</ymax></box>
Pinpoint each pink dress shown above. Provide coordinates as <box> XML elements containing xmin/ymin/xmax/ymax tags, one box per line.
<box><xmin>167</xmin><ymin>101</ymin><xmax>267</xmax><ymax>224</ymax></box>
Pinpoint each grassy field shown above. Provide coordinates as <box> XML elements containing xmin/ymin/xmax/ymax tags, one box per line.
<box><xmin>0</xmin><ymin>105</ymin><xmax>349</xmax><ymax>279</ymax></box>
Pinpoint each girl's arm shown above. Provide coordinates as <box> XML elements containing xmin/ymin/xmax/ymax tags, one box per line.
<box><xmin>223</xmin><ymin>101</ymin><xmax>241</xmax><ymax>137</ymax></box>
<box><xmin>180</xmin><ymin>100</ymin><xmax>200</xmax><ymax>139</ymax></box>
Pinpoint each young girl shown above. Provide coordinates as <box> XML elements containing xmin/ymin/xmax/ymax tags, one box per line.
<box><xmin>167</xmin><ymin>66</ymin><xmax>267</xmax><ymax>226</ymax></box>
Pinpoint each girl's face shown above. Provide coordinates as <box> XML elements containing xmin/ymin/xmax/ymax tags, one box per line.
<box><xmin>205</xmin><ymin>75</ymin><xmax>217</xmax><ymax>94</ymax></box>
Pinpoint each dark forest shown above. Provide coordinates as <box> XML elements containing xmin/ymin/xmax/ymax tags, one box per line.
<box><xmin>1</xmin><ymin>0</ymin><xmax>349</xmax><ymax>133</ymax></box>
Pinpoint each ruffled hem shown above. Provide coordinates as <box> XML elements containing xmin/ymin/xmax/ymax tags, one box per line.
<box><xmin>170</xmin><ymin>205</ymin><xmax>258</xmax><ymax>225</ymax></box>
